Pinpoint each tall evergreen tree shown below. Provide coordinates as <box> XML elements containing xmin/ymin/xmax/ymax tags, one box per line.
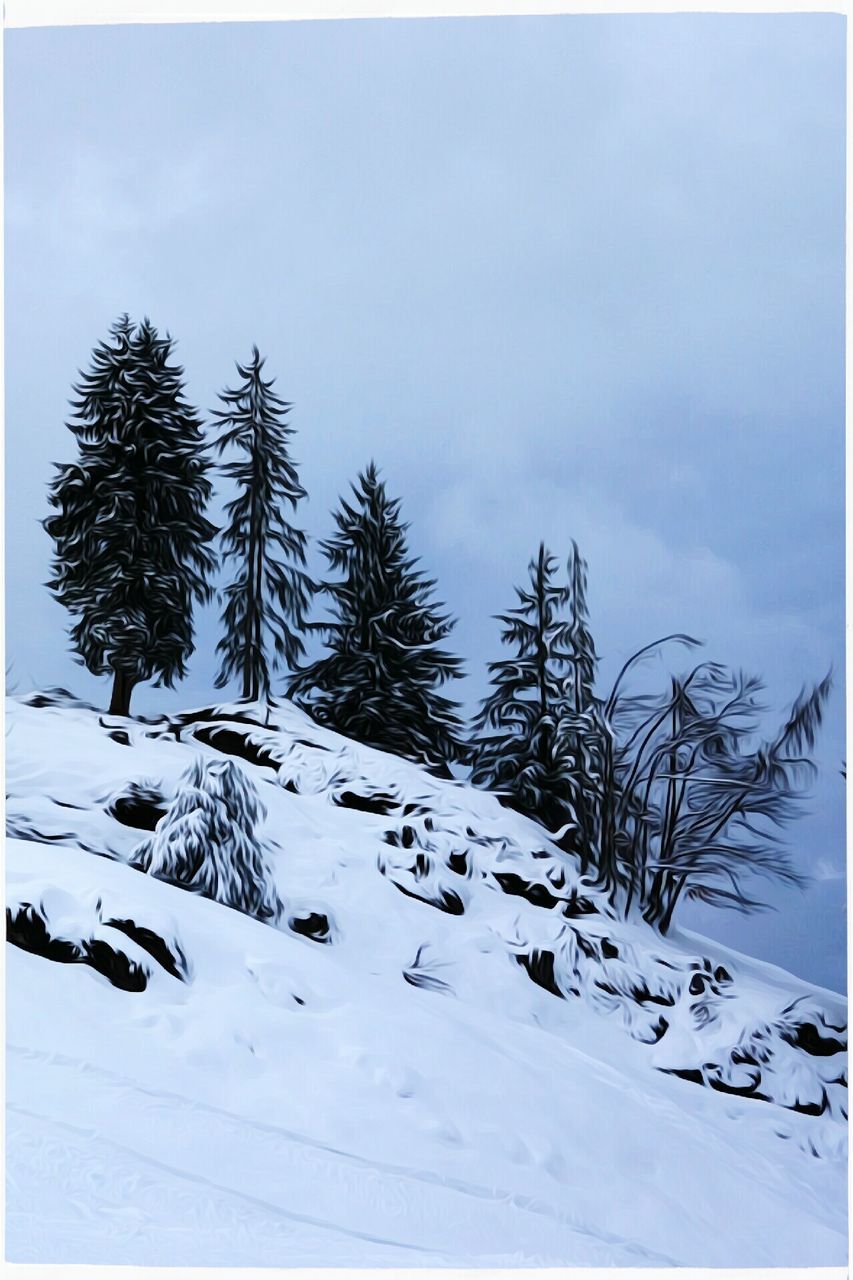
<box><xmin>471</xmin><ymin>544</ymin><xmax>578</xmax><ymax>837</ymax></box>
<box><xmin>44</xmin><ymin>316</ymin><xmax>216</xmax><ymax>716</ymax></box>
<box><xmin>554</xmin><ymin>541</ymin><xmax>607</xmax><ymax>876</ymax></box>
<box><xmin>213</xmin><ymin>347</ymin><xmax>311</xmax><ymax>701</ymax></box>
<box><xmin>566</xmin><ymin>541</ymin><xmax>597</xmax><ymax>714</ymax></box>
<box><xmin>288</xmin><ymin>463</ymin><xmax>466</xmax><ymax>770</ymax></box>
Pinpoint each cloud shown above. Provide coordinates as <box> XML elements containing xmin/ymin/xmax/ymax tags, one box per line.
<box><xmin>425</xmin><ymin>468</ymin><xmax>837</xmax><ymax>726</ymax></box>
<box><xmin>812</xmin><ymin>858</ymin><xmax>846</xmax><ymax>884</ymax></box>
<box><xmin>6</xmin><ymin>141</ymin><xmax>219</xmax><ymax>251</ymax></box>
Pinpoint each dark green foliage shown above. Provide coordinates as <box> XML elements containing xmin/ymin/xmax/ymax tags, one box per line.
<box><xmin>213</xmin><ymin>348</ymin><xmax>311</xmax><ymax>701</ymax></box>
<box><xmin>44</xmin><ymin>316</ymin><xmax>216</xmax><ymax>715</ymax></box>
<box><xmin>553</xmin><ymin>543</ymin><xmax>607</xmax><ymax>875</ymax></box>
<box><xmin>288</xmin><ymin>463</ymin><xmax>466</xmax><ymax>770</ymax></box>
<box><xmin>566</xmin><ymin>542</ymin><xmax>597</xmax><ymax>711</ymax></box>
<box><xmin>471</xmin><ymin>544</ymin><xmax>580</xmax><ymax>836</ymax></box>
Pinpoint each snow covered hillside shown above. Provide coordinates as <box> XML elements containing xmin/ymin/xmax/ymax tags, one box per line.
<box><xmin>5</xmin><ymin>690</ymin><xmax>848</xmax><ymax>1267</ymax></box>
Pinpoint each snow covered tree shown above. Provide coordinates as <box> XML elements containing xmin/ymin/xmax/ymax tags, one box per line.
<box><xmin>471</xmin><ymin>544</ymin><xmax>579</xmax><ymax>838</ymax></box>
<box><xmin>132</xmin><ymin>756</ymin><xmax>280</xmax><ymax>921</ymax></box>
<box><xmin>288</xmin><ymin>463</ymin><xmax>467</xmax><ymax>770</ymax></box>
<box><xmin>213</xmin><ymin>347</ymin><xmax>311</xmax><ymax>701</ymax></box>
<box><xmin>553</xmin><ymin>542</ymin><xmax>607</xmax><ymax>876</ymax></box>
<box><xmin>44</xmin><ymin>316</ymin><xmax>216</xmax><ymax>717</ymax></box>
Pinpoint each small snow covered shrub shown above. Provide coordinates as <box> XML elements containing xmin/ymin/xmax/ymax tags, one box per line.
<box><xmin>131</xmin><ymin>757</ymin><xmax>280</xmax><ymax>921</ymax></box>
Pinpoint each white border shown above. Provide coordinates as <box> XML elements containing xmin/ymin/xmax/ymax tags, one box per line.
<box><xmin>1</xmin><ymin>3</ymin><xmax>849</xmax><ymax>1280</ymax></box>
<box><xmin>3</xmin><ymin>0</ymin><xmax>849</xmax><ymax>28</ymax></box>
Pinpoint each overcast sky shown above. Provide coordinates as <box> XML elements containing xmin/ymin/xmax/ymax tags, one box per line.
<box><xmin>5</xmin><ymin>14</ymin><xmax>846</xmax><ymax>989</ymax></box>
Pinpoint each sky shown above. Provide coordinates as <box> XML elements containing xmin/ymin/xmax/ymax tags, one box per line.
<box><xmin>4</xmin><ymin>14</ymin><xmax>846</xmax><ymax>990</ymax></box>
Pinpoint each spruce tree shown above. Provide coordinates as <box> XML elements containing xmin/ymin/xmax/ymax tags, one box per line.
<box><xmin>288</xmin><ymin>463</ymin><xmax>466</xmax><ymax>770</ymax></box>
<box><xmin>471</xmin><ymin>544</ymin><xmax>578</xmax><ymax>837</ymax></box>
<box><xmin>44</xmin><ymin>316</ymin><xmax>216</xmax><ymax>716</ymax></box>
<box><xmin>213</xmin><ymin>347</ymin><xmax>311</xmax><ymax>701</ymax></box>
<box><xmin>566</xmin><ymin>542</ymin><xmax>597</xmax><ymax>714</ymax></box>
<box><xmin>554</xmin><ymin>542</ymin><xmax>605</xmax><ymax>875</ymax></box>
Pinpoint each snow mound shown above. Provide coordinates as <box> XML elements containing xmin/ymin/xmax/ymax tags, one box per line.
<box><xmin>5</xmin><ymin>691</ymin><xmax>848</xmax><ymax>1267</ymax></box>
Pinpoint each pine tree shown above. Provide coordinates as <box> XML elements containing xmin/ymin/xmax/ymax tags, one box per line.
<box><xmin>213</xmin><ymin>347</ymin><xmax>311</xmax><ymax>702</ymax></box>
<box><xmin>288</xmin><ymin>463</ymin><xmax>467</xmax><ymax>770</ymax></box>
<box><xmin>471</xmin><ymin>544</ymin><xmax>578</xmax><ymax>837</ymax></box>
<box><xmin>566</xmin><ymin>542</ymin><xmax>597</xmax><ymax>714</ymax></box>
<box><xmin>43</xmin><ymin>316</ymin><xmax>216</xmax><ymax>716</ymax></box>
<box><xmin>554</xmin><ymin>541</ymin><xmax>606</xmax><ymax>876</ymax></box>
<box><xmin>132</xmin><ymin>756</ymin><xmax>280</xmax><ymax>921</ymax></box>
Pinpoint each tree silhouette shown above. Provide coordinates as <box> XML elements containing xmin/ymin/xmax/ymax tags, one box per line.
<box><xmin>471</xmin><ymin>544</ymin><xmax>578</xmax><ymax>837</ymax></box>
<box><xmin>288</xmin><ymin>463</ymin><xmax>466</xmax><ymax>770</ymax></box>
<box><xmin>607</xmin><ymin>652</ymin><xmax>831</xmax><ymax>932</ymax></box>
<box><xmin>44</xmin><ymin>316</ymin><xmax>216</xmax><ymax>716</ymax></box>
<box><xmin>213</xmin><ymin>348</ymin><xmax>311</xmax><ymax>701</ymax></box>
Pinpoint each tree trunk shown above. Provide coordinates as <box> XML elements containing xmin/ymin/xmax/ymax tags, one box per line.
<box><xmin>593</xmin><ymin>723</ymin><xmax>615</xmax><ymax>894</ymax></box>
<box><xmin>643</xmin><ymin>867</ymin><xmax>666</xmax><ymax>926</ymax></box>
<box><xmin>659</xmin><ymin>874</ymin><xmax>686</xmax><ymax>935</ymax></box>
<box><xmin>109</xmin><ymin>669</ymin><xmax>137</xmax><ymax>717</ymax></box>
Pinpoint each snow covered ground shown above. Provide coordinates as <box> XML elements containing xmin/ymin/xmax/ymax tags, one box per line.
<box><xmin>5</xmin><ymin>691</ymin><xmax>848</xmax><ymax>1267</ymax></box>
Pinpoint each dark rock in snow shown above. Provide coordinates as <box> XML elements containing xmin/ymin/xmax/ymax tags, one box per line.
<box><xmin>105</xmin><ymin>916</ymin><xmax>188</xmax><ymax>980</ymax></box>
<box><xmin>781</xmin><ymin>1021</ymin><xmax>846</xmax><ymax>1058</ymax></box>
<box><xmin>289</xmin><ymin>911</ymin><xmax>333</xmax><ymax>944</ymax></box>
<box><xmin>335</xmin><ymin>790</ymin><xmax>397</xmax><ymax>816</ymax></box>
<box><xmin>494</xmin><ymin>872</ymin><xmax>561</xmax><ymax>910</ymax></box>
<box><xmin>85</xmin><ymin>936</ymin><xmax>149</xmax><ymax>992</ymax></box>
<box><xmin>108</xmin><ymin>782</ymin><xmax>168</xmax><ymax>831</ymax></box>
<box><xmin>7</xmin><ymin>904</ymin><xmax>150</xmax><ymax>992</ymax></box>
<box><xmin>388</xmin><ymin>879</ymin><xmax>465</xmax><ymax>916</ymax></box>
<box><xmin>447</xmin><ymin>850</ymin><xmax>468</xmax><ymax>876</ymax></box>
<box><xmin>562</xmin><ymin>892</ymin><xmax>598</xmax><ymax>918</ymax></box>
<box><xmin>7</xmin><ymin>903</ymin><xmax>84</xmax><ymax>964</ymax></box>
<box><xmin>193</xmin><ymin>725</ymin><xmax>281</xmax><ymax>772</ymax></box>
<box><xmin>515</xmin><ymin>948</ymin><xmax>563</xmax><ymax>998</ymax></box>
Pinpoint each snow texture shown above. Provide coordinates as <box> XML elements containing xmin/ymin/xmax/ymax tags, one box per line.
<box><xmin>5</xmin><ymin>691</ymin><xmax>848</xmax><ymax>1267</ymax></box>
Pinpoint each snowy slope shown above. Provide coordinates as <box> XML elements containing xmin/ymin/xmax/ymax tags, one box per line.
<box><xmin>5</xmin><ymin>691</ymin><xmax>848</xmax><ymax>1267</ymax></box>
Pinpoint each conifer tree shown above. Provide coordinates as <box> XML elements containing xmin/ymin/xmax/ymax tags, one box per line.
<box><xmin>471</xmin><ymin>544</ymin><xmax>578</xmax><ymax>836</ymax></box>
<box><xmin>213</xmin><ymin>347</ymin><xmax>311</xmax><ymax>701</ymax></box>
<box><xmin>132</xmin><ymin>756</ymin><xmax>280</xmax><ymax>921</ymax></box>
<box><xmin>566</xmin><ymin>541</ymin><xmax>597</xmax><ymax>714</ymax></box>
<box><xmin>44</xmin><ymin>316</ymin><xmax>216</xmax><ymax>716</ymax></box>
<box><xmin>554</xmin><ymin>541</ymin><xmax>607</xmax><ymax>875</ymax></box>
<box><xmin>288</xmin><ymin>463</ymin><xmax>466</xmax><ymax>770</ymax></box>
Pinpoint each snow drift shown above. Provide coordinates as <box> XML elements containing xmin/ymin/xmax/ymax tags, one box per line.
<box><xmin>5</xmin><ymin>690</ymin><xmax>848</xmax><ymax>1267</ymax></box>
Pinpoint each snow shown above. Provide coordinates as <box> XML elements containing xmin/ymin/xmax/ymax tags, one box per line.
<box><xmin>5</xmin><ymin>691</ymin><xmax>848</xmax><ymax>1267</ymax></box>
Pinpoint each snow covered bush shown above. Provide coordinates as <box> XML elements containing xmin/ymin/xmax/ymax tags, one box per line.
<box><xmin>131</xmin><ymin>757</ymin><xmax>280</xmax><ymax>921</ymax></box>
